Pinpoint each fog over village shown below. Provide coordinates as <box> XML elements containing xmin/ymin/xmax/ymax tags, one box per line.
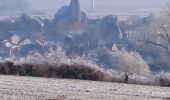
<box><xmin>0</xmin><ymin>0</ymin><xmax>166</xmax><ymax>18</ymax></box>
<box><xmin>0</xmin><ymin>0</ymin><xmax>170</xmax><ymax>100</ymax></box>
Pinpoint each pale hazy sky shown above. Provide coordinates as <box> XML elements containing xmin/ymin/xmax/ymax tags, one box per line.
<box><xmin>27</xmin><ymin>0</ymin><xmax>166</xmax><ymax>12</ymax></box>
<box><xmin>25</xmin><ymin>0</ymin><xmax>167</xmax><ymax>18</ymax></box>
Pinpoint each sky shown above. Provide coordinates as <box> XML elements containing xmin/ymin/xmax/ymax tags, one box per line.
<box><xmin>0</xmin><ymin>0</ymin><xmax>167</xmax><ymax>19</ymax></box>
<box><xmin>26</xmin><ymin>0</ymin><xmax>167</xmax><ymax>18</ymax></box>
<box><xmin>27</xmin><ymin>0</ymin><xmax>166</xmax><ymax>11</ymax></box>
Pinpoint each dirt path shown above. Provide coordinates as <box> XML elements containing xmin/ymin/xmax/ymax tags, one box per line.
<box><xmin>0</xmin><ymin>75</ymin><xmax>169</xmax><ymax>100</ymax></box>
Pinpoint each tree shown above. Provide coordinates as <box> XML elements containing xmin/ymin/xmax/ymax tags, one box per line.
<box><xmin>135</xmin><ymin>3</ymin><xmax>170</xmax><ymax>59</ymax></box>
<box><xmin>112</xmin><ymin>51</ymin><xmax>150</xmax><ymax>83</ymax></box>
<box><xmin>45</xmin><ymin>47</ymin><xmax>70</xmax><ymax>66</ymax></box>
<box><xmin>126</xmin><ymin>10</ymin><xmax>170</xmax><ymax>70</ymax></box>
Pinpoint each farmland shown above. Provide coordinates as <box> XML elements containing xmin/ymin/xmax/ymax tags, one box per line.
<box><xmin>0</xmin><ymin>75</ymin><xmax>169</xmax><ymax>100</ymax></box>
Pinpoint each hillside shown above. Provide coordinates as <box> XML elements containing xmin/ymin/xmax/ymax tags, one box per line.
<box><xmin>0</xmin><ymin>75</ymin><xmax>169</xmax><ymax>100</ymax></box>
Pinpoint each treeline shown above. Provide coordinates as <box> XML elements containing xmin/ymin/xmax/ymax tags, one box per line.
<box><xmin>0</xmin><ymin>48</ymin><xmax>169</xmax><ymax>87</ymax></box>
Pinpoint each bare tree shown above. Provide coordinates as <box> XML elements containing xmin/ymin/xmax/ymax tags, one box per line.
<box><xmin>138</xmin><ymin>24</ymin><xmax>170</xmax><ymax>57</ymax></box>
<box><xmin>135</xmin><ymin>3</ymin><xmax>170</xmax><ymax>58</ymax></box>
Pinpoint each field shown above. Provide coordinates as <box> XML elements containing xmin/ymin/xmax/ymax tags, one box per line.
<box><xmin>0</xmin><ymin>75</ymin><xmax>169</xmax><ymax>100</ymax></box>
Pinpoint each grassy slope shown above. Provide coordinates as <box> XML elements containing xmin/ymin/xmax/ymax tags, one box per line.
<box><xmin>0</xmin><ymin>75</ymin><xmax>169</xmax><ymax>100</ymax></box>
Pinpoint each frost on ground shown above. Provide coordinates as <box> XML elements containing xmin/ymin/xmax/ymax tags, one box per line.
<box><xmin>0</xmin><ymin>75</ymin><xmax>169</xmax><ymax>100</ymax></box>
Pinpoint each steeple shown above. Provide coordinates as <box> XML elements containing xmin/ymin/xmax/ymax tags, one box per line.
<box><xmin>70</xmin><ymin>0</ymin><xmax>81</xmax><ymax>23</ymax></box>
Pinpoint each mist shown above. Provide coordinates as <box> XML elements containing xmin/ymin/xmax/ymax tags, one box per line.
<box><xmin>0</xmin><ymin>0</ymin><xmax>170</xmax><ymax>96</ymax></box>
<box><xmin>27</xmin><ymin>0</ymin><xmax>166</xmax><ymax>13</ymax></box>
<box><xmin>0</xmin><ymin>0</ymin><xmax>166</xmax><ymax>17</ymax></box>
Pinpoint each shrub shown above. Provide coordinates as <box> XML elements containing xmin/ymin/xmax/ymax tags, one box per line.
<box><xmin>49</xmin><ymin>64</ymin><xmax>105</xmax><ymax>81</ymax></box>
<box><xmin>1</xmin><ymin>48</ymin><xmax>167</xmax><ymax>87</ymax></box>
<box><xmin>128</xmin><ymin>75</ymin><xmax>156</xmax><ymax>85</ymax></box>
<box><xmin>159</xmin><ymin>72</ymin><xmax>170</xmax><ymax>87</ymax></box>
<box><xmin>15</xmin><ymin>53</ymin><xmax>45</xmax><ymax>65</ymax></box>
<box><xmin>0</xmin><ymin>61</ymin><xmax>18</xmax><ymax>75</ymax></box>
<box><xmin>45</xmin><ymin>47</ymin><xmax>70</xmax><ymax>66</ymax></box>
<box><xmin>0</xmin><ymin>62</ymin><xmax>117</xmax><ymax>82</ymax></box>
<box><xmin>0</xmin><ymin>56</ymin><xmax>170</xmax><ymax>87</ymax></box>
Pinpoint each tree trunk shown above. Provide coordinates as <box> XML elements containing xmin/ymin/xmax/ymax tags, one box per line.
<box><xmin>125</xmin><ymin>73</ymin><xmax>129</xmax><ymax>83</ymax></box>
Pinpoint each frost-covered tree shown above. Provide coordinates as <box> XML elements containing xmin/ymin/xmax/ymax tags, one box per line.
<box><xmin>133</xmin><ymin>2</ymin><xmax>170</xmax><ymax>58</ymax></box>
<box><xmin>45</xmin><ymin>47</ymin><xmax>70</xmax><ymax>66</ymax></box>
<box><xmin>112</xmin><ymin>51</ymin><xmax>150</xmax><ymax>83</ymax></box>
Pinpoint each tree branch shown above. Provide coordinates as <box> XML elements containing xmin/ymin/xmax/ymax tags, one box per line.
<box><xmin>138</xmin><ymin>40</ymin><xmax>168</xmax><ymax>50</ymax></box>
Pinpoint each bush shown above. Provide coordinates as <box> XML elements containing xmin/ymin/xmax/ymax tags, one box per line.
<box><xmin>45</xmin><ymin>47</ymin><xmax>70</xmax><ymax>66</ymax></box>
<box><xmin>0</xmin><ymin>58</ymin><xmax>170</xmax><ymax>87</ymax></box>
<box><xmin>0</xmin><ymin>61</ymin><xmax>19</xmax><ymax>75</ymax></box>
<box><xmin>0</xmin><ymin>56</ymin><xmax>118</xmax><ymax>82</ymax></box>
<box><xmin>159</xmin><ymin>72</ymin><xmax>170</xmax><ymax>87</ymax></box>
<box><xmin>49</xmin><ymin>64</ymin><xmax>105</xmax><ymax>81</ymax></box>
<box><xmin>128</xmin><ymin>75</ymin><xmax>156</xmax><ymax>85</ymax></box>
<box><xmin>1</xmin><ymin>48</ymin><xmax>169</xmax><ymax>87</ymax></box>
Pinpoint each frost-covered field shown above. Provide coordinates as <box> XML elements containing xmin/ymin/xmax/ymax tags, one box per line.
<box><xmin>0</xmin><ymin>75</ymin><xmax>169</xmax><ymax>100</ymax></box>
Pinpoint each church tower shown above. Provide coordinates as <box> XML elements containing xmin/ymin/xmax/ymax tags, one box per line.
<box><xmin>70</xmin><ymin>0</ymin><xmax>81</xmax><ymax>23</ymax></box>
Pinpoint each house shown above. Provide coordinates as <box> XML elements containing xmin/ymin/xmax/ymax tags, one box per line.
<box><xmin>57</xmin><ymin>23</ymin><xmax>86</xmax><ymax>35</ymax></box>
